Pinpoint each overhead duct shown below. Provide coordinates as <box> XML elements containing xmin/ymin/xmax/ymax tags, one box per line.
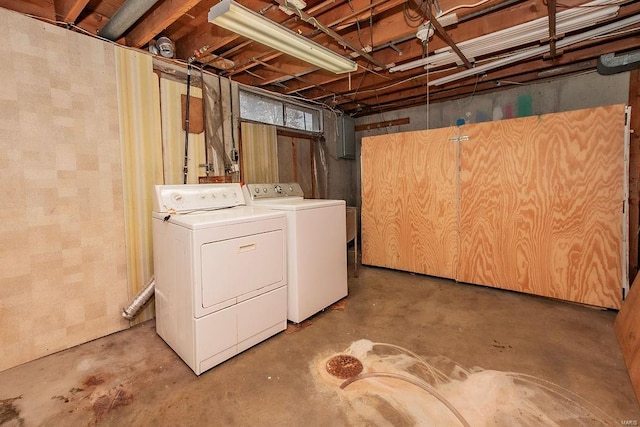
<box><xmin>99</xmin><ymin>0</ymin><xmax>161</xmax><ymax>41</ymax></box>
<box><xmin>597</xmin><ymin>50</ymin><xmax>640</xmax><ymax>75</ymax></box>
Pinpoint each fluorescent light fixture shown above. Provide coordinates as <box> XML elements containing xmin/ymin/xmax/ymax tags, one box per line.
<box><xmin>208</xmin><ymin>0</ymin><xmax>357</xmax><ymax>74</ymax></box>
<box><xmin>428</xmin><ymin>13</ymin><xmax>640</xmax><ymax>86</ymax></box>
<box><xmin>389</xmin><ymin>0</ymin><xmax>621</xmax><ymax>73</ymax></box>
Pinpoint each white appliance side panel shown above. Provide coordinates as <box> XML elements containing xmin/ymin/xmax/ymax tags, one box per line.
<box><xmin>288</xmin><ymin>203</ymin><xmax>348</xmax><ymax>322</ymax></box>
<box><xmin>153</xmin><ymin>219</ymin><xmax>197</xmax><ymax>369</ymax></box>
<box><xmin>200</xmin><ymin>230</ymin><xmax>285</xmax><ymax>309</ymax></box>
<box><xmin>194</xmin><ymin>305</ymin><xmax>238</xmax><ymax>375</ymax></box>
<box><xmin>237</xmin><ymin>286</ymin><xmax>287</xmax><ymax>345</ymax></box>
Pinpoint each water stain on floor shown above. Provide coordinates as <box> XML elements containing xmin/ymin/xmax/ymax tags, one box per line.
<box><xmin>0</xmin><ymin>396</ymin><xmax>24</xmax><ymax>426</ymax></box>
<box><xmin>91</xmin><ymin>385</ymin><xmax>134</xmax><ymax>422</ymax></box>
<box><xmin>312</xmin><ymin>339</ymin><xmax>616</xmax><ymax>426</ymax></box>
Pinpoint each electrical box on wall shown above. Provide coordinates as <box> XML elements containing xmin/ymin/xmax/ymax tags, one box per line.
<box><xmin>337</xmin><ymin>115</ymin><xmax>356</xmax><ymax>159</ymax></box>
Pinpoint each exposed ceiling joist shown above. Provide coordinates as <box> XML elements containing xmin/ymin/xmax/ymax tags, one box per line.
<box><xmin>428</xmin><ymin>7</ymin><xmax>473</xmax><ymax>68</ymax></box>
<box><xmin>54</xmin><ymin>0</ymin><xmax>89</xmax><ymax>22</ymax></box>
<box><xmin>271</xmin><ymin>0</ymin><xmax>384</xmax><ymax>68</ymax></box>
<box><xmin>5</xmin><ymin>0</ymin><xmax>639</xmax><ymax>117</ymax></box>
<box><xmin>126</xmin><ymin>0</ymin><xmax>203</xmax><ymax>48</ymax></box>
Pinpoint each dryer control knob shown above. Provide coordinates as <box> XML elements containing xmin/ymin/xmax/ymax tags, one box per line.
<box><xmin>254</xmin><ymin>188</ymin><xmax>260</xmax><ymax>194</ymax></box>
<box><xmin>274</xmin><ymin>185</ymin><xmax>283</xmax><ymax>194</ymax></box>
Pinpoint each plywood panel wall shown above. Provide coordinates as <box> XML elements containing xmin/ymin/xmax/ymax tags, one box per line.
<box><xmin>361</xmin><ymin>128</ymin><xmax>458</xmax><ymax>278</ymax></box>
<box><xmin>458</xmin><ymin>105</ymin><xmax>626</xmax><ymax>309</ymax></box>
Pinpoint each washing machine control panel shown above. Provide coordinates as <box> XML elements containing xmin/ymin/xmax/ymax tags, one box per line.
<box><xmin>153</xmin><ymin>183</ymin><xmax>244</xmax><ymax>213</ymax></box>
<box><xmin>245</xmin><ymin>183</ymin><xmax>304</xmax><ymax>200</ymax></box>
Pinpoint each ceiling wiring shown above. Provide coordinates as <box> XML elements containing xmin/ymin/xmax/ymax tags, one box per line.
<box><xmin>356</xmin><ymin>63</ymin><xmax>393</xmax><ymax>80</ymax></box>
<box><xmin>591</xmin><ymin>25</ymin><xmax>640</xmax><ymax>38</ymax></box>
<box><xmin>17</xmin><ymin>0</ymin><xmax>640</xmax><ymax>117</ymax></box>
<box><xmin>547</xmin><ymin>0</ymin><xmax>630</xmax><ymax>8</ymax></box>
<box><xmin>347</xmin><ymin>0</ymin><xmax>370</xmax><ymax>53</ymax></box>
<box><xmin>403</xmin><ymin>0</ymin><xmax>430</xmax><ymax>25</ymax></box>
<box><xmin>282</xmin><ymin>0</ymin><xmax>380</xmax><ymax>68</ymax></box>
<box><xmin>438</xmin><ymin>0</ymin><xmax>492</xmax><ymax>18</ymax></box>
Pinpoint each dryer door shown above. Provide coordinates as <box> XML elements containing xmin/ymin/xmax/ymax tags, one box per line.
<box><xmin>200</xmin><ymin>230</ymin><xmax>285</xmax><ymax>310</ymax></box>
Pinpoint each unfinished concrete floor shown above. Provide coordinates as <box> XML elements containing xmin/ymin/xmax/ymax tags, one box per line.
<box><xmin>1</xmin><ymin>263</ymin><xmax>639</xmax><ymax>426</ymax></box>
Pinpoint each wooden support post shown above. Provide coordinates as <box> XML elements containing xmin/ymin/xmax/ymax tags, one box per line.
<box><xmin>547</xmin><ymin>0</ymin><xmax>557</xmax><ymax>58</ymax></box>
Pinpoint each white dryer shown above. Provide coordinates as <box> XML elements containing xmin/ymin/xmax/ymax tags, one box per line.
<box><xmin>243</xmin><ymin>183</ymin><xmax>347</xmax><ymax>323</ymax></box>
<box><xmin>152</xmin><ymin>183</ymin><xmax>288</xmax><ymax>375</ymax></box>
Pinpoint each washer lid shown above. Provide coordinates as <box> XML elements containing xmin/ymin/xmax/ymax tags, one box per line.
<box><xmin>152</xmin><ymin>206</ymin><xmax>285</xmax><ymax>229</ymax></box>
<box><xmin>249</xmin><ymin>198</ymin><xmax>345</xmax><ymax>211</ymax></box>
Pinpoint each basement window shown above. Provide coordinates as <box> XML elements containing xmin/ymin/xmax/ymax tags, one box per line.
<box><xmin>240</xmin><ymin>89</ymin><xmax>322</xmax><ymax>132</ymax></box>
<box><xmin>284</xmin><ymin>104</ymin><xmax>321</xmax><ymax>132</ymax></box>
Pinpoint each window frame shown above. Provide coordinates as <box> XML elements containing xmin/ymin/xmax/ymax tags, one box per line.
<box><xmin>239</xmin><ymin>87</ymin><xmax>323</xmax><ymax>133</ymax></box>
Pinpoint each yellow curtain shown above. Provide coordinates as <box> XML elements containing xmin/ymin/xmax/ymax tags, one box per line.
<box><xmin>160</xmin><ymin>78</ymin><xmax>206</xmax><ymax>184</ymax></box>
<box><xmin>241</xmin><ymin>122</ymin><xmax>279</xmax><ymax>183</ymax></box>
<box><xmin>115</xmin><ymin>48</ymin><xmax>163</xmax><ymax>324</ymax></box>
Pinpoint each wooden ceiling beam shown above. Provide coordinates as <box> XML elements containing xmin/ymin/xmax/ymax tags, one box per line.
<box><xmin>238</xmin><ymin>56</ymin><xmax>323</xmax><ymax>86</ymax></box>
<box><xmin>339</xmin><ymin>35</ymin><xmax>640</xmax><ymax>113</ymax></box>
<box><xmin>162</xmin><ymin>0</ymin><xmax>220</xmax><ymax>44</ymax></box>
<box><xmin>227</xmin><ymin>51</ymin><xmax>283</xmax><ymax>75</ymax></box>
<box><xmin>174</xmin><ymin>0</ymin><xmax>279</xmax><ymax>58</ymax></box>
<box><xmin>249</xmin><ymin>59</ymin><xmax>335</xmax><ymax>94</ymax></box>
<box><xmin>125</xmin><ymin>0</ymin><xmax>204</xmax><ymax>48</ymax></box>
<box><xmin>262</xmin><ymin>41</ymin><xmax>430</xmax><ymax>95</ymax></box>
<box><xmin>178</xmin><ymin>0</ymin><xmax>402</xmax><ymax>71</ymax></box>
<box><xmin>282</xmin><ymin>2</ymin><xmax>551</xmax><ymax>91</ymax></box>
<box><xmin>321</xmin><ymin>0</ymin><xmax>405</xmax><ymax>32</ymax></box>
<box><xmin>347</xmin><ymin>59</ymin><xmax>601</xmax><ymax>116</ymax></box>
<box><xmin>428</xmin><ymin>9</ymin><xmax>473</xmax><ymax>68</ymax></box>
<box><xmin>281</xmin><ymin>0</ymin><xmax>638</xmax><ymax>100</ymax></box>
<box><xmin>53</xmin><ymin>0</ymin><xmax>89</xmax><ymax>23</ymax></box>
<box><xmin>74</xmin><ymin>11</ymin><xmax>108</xmax><ymax>35</ymax></box>
<box><xmin>0</xmin><ymin>0</ymin><xmax>55</xmax><ymax>20</ymax></box>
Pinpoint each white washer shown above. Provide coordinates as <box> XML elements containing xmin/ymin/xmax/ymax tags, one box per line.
<box><xmin>152</xmin><ymin>183</ymin><xmax>288</xmax><ymax>375</ymax></box>
<box><xmin>243</xmin><ymin>183</ymin><xmax>347</xmax><ymax>323</ymax></box>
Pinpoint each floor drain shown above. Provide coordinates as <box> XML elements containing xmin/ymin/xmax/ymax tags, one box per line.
<box><xmin>326</xmin><ymin>355</ymin><xmax>363</xmax><ymax>379</ymax></box>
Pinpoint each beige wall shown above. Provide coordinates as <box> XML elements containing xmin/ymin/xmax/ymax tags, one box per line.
<box><xmin>0</xmin><ymin>9</ymin><xmax>129</xmax><ymax>371</ymax></box>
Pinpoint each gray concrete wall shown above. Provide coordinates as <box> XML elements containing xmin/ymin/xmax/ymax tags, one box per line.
<box><xmin>353</xmin><ymin>71</ymin><xmax>631</xmax><ymax>207</ymax></box>
<box><xmin>319</xmin><ymin>109</ymin><xmax>357</xmax><ymax>206</ymax></box>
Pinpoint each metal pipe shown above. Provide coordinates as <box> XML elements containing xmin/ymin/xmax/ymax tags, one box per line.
<box><xmin>183</xmin><ymin>61</ymin><xmax>192</xmax><ymax>184</ymax></box>
<box><xmin>228</xmin><ymin>77</ymin><xmax>236</xmax><ymax>150</ymax></box>
<box><xmin>99</xmin><ymin>0</ymin><xmax>161</xmax><ymax>41</ymax></box>
<box><xmin>122</xmin><ymin>277</ymin><xmax>155</xmax><ymax>320</ymax></box>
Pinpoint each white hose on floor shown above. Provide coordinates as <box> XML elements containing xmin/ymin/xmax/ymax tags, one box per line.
<box><xmin>340</xmin><ymin>372</ymin><xmax>471</xmax><ymax>427</ymax></box>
